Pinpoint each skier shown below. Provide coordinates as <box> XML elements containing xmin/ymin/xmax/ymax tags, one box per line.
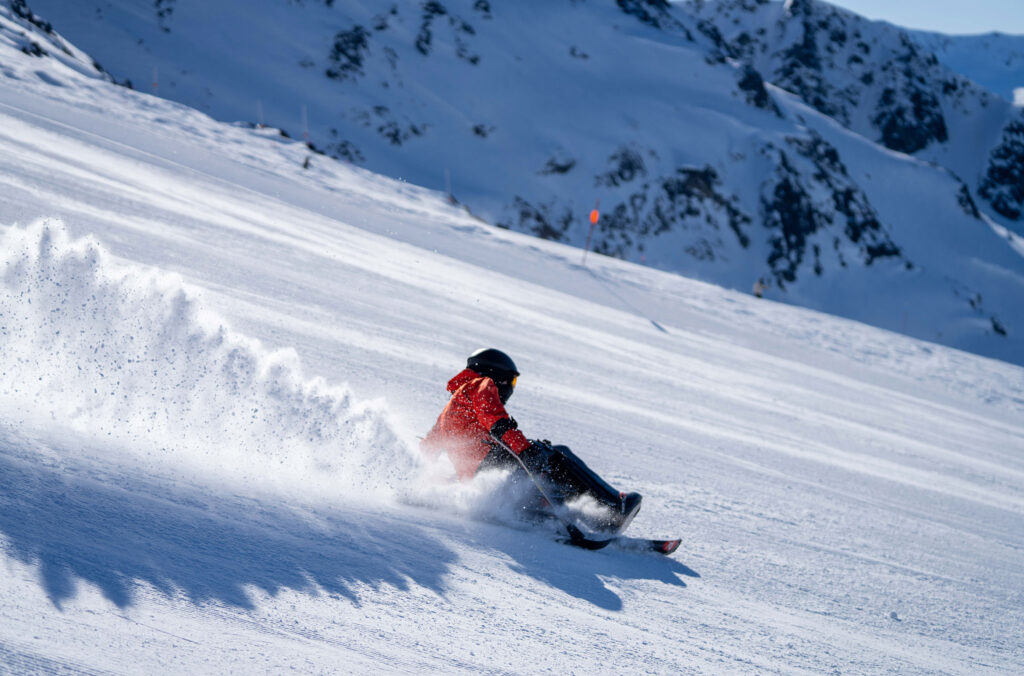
<box><xmin>422</xmin><ymin>348</ymin><xmax>643</xmax><ymax>533</ymax></box>
<box><xmin>753</xmin><ymin>277</ymin><xmax>766</xmax><ymax>298</ymax></box>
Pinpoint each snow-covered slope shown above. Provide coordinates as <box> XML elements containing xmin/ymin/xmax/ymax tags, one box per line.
<box><xmin>17</xmin><ymin>0</ymin><xmax>1024</xmax><ymax>366</ymax></box>
<box><xmin>908</xmin><ymin>29</ymin><xmax>1024</xmax><ymax>104</ymax></box>
<box><xmin>1</xmin><ymin>4</ymin><xmax>1024</xmax><ymax>674</ymax></box>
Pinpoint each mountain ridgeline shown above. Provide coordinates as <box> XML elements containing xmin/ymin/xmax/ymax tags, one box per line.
<box><xmin>9</xmin><ymin>0</ymin><xmax>1024</xmax><ymax>364</ymax></box>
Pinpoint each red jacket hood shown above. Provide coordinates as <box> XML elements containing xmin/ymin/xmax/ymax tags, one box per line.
<box><xmin>426</xmin><ymin>368</ymin><xmax>530</xmax><ymax>479</ymax></box>
<box><xmin>447</xmin><ymin>368</ymin><xmax>484</xmax><ymax>393</ymax></box>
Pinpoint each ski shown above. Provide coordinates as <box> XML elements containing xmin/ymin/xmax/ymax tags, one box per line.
<box><xmin>559</xmin><ymin>524</ymin><xmax>680</xmax><ymax>555</ymax></box>
<box><xmin>614</xmin><ymin>535</ymin><xmax>681</xmax><ymax>555</ymax></box>
<box><xmin>562</xmin><ymin>523</ymin><xmax>613</xmax><ymax>550</ymax></box>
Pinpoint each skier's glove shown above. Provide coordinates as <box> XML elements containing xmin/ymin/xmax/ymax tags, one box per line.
<box><xmin>489</xmin><ymin>417</ymin><xmax>518</xmax><ymax>441</ymax></box>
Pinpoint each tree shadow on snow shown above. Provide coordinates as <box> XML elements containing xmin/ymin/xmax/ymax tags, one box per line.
<box><xmin>0</xmin><ymin>434</ymin><xmax>456</xmax><ymax>610</ymax></box>
<box><xmin>477</xmin><ymin>521</ymin><xmax>700</xmax><ymax>612</ymax></box>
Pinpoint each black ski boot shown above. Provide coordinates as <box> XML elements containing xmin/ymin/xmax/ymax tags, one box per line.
<box><xmin>610</xmin><ymin>491</ymin><xmax>643</xmax><ymax>534</ymax></box>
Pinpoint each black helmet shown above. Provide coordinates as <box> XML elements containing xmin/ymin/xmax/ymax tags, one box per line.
<box><xmin>467</xmin><ymin>348</ymin><xmax>519</xmax><ymax>404</ymax></box>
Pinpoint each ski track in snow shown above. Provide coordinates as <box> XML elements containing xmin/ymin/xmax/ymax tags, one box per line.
<box><xmin>0</xmin><ymin>17</ymin><xmax>1022</xmax><ymax>675</ymax></box>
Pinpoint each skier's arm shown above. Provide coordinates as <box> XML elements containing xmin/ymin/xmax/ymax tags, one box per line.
<box><xmin>470</xmin><ymin>380</ymin><xmax>530</xmax><ymax>454</ymax></box>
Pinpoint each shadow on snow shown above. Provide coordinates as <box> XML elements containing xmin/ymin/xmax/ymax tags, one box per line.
<box><xmin>463</xmin><ymin>516</ymin><xmax>700</xmax><ymax>612</ymax></box>
<box><xmin>0</xmin><ymin>429</ymin><xmax>457</xmax><ymax>610</ymax></box>
<box><xmin>0</xmin><ymin>427</ymin><xmax>696</xmax><ymax>614</ymax></box>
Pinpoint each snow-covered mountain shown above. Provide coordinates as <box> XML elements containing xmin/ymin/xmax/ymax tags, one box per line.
<box><xmin>2</xmin><ymin>1</ymin><xmax>1024</xmax><ymax>673</ymax></box>
<box><xmin>689</xmin><ymin>0</ymin><xmax>1024</xmax><ymax>224</ymax></box>
<box><xmin>908</xmin><ymin>28</ymin><xmax>1024</xmax><ymax>104</ymax></box>
<box><xmin>14</xmin><ymin>0</ymin><xmax>1024</xmax><ymax>366</ymax></box>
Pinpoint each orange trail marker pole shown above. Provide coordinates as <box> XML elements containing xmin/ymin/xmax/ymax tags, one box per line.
<box><xmin>582</xmin><ymin>200</ymin><xmax>599</xmax><ymax>265</ymax></box>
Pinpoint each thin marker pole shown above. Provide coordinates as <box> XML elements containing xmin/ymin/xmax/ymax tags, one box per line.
<box><xmin>582</xmin><ymin>199</ymin><xmax>600</xmax><ymax>266</ymax></box>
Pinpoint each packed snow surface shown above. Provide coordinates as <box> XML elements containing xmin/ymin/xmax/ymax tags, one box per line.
<box><xmin>0</xmin><ymin>7</ymin><xmax>1023</xmax><ymax>675</ymax></box>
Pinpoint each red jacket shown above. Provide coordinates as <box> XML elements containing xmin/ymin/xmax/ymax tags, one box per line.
<box><xmin>422</xmin><ymin>369</ymin><xmax>531</xmax><ymax>480</ymax></box>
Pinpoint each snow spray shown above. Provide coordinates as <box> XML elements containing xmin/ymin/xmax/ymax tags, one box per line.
<box><xmin>0</xmin><ymin>220</ymin><xmax>418</xmax><ymax>499</ymax></box>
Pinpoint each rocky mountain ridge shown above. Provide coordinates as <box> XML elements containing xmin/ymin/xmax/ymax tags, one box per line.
<box><xmin>690</xmin><ymin>0</ymin><xmax>1024</xmax><ymax>229</ymax></box>
<box><xmin>6</xmin><ymin>0</ymin><xmax>1024</xmax><ymax>363</ymax></box>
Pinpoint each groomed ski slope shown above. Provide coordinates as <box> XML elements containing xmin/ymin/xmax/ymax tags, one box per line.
<box><xmin>1</xmin><ymin>37</ymin><xmax>1023</xmax><ymax>675</ymax></box>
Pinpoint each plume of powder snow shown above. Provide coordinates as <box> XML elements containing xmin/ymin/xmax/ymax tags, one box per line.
<box><xmin>404</xmin><ymin>456</ymin><xmax>545</xmax><ymax>528</ymax></box>
<box><xmin>406</xmin><ymin>455</ymin><xmax>613</xmax><ymax>534</ymax></box>
<box><xmin>0</xmin><ymin>220</ymin><xmax>419</xmax><ymax>499</ymax></box>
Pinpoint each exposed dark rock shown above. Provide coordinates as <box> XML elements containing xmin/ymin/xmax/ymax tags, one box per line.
<box><xmin>871</xmin><ymin>83</ymin><xmax>948</xmax><ymax>154</ymax></box>
<box><xmin>372</xmin><ymin>6</ymin><xmax>398</xmax><ymax>32</ymax></box>
<box><xmin>347</xmin><ymin>106</ymin><xmax>428</xmax><ymax>146</ymax></box>
<box><xmin>8</xmin><ymin>0</ymin><xmax>79</xmax><ymax>59</ymax></box>
<box><xmin>949</xmin><ymin>281</ymin><xmax>1010</xmax><ymax>337</ymax></box>
<box><xmin>658</xmin><ymin>166</ymin><xmax>751</xmax><ymax>247</ymax></box>
<box><xmin>700</xmin><ymin>1</ymin><xmax>955</xmax><ymax>155</ymax></box>
<box><xmin>979</xmin><ymin>117</ymin><xmax>1024</xmax><ymax>221</ymax></box>
<box><xmin>761</xmin><ymin>151</ymin><xmax>819</xmax><ymax>283</ymax></box>
<box><xmin>325</xmin><ymin>25</ymin><xmax>370</xmax><ymax>81</ymax></box>
<box><xmin>616</xmin><ymin>0</ymin><xmax>672</xmax><ymax>29</ymax></box>
<box><xmin>737</xmin><ymin>65</ymin><xmax>780</xmax><ymax>115</ymax></box>
<box><xmin>868</xmin><ymin>35</ymin><xmax>947</xmax><ymax>153</ymax></box>
<box><xmin>378</xmin><ymin>120</ymin><xmax>426</xmax><ymax>146</ymax></box>
<box><xmin>785</xmin><ymin>0</ymin><xmax>814</xmax><ymax>16</ymax></box>
<box><xmin>593</xmin><ymin>164</ymin><xmax>751</xmax><ymax>260</ymax></box>
<box><xmin>615</xmin><ymin>0</ymin><xmax>692</xmax><ymax>38</ymax></box>
<box><xmin>414</xmin><ymin>1</ymin><xmax>479</xmax><ymax>63</ymax></box>
<box><xmin>779</xmin><ymin>17</ymin><xmax>821</xmax><ymax>72</ymax></box>
<box><xmin>500</xmin><ymin>197</ymin><xmax>574</xmax><ymax>241</ymax></box>
<box><xmin>455</xmin><ymin>36</ymin><xmax>480</xmax><ymax>65</ymax></box>
<box><xmin>539</xmin><ymin>156</ymin><xmax>576</xmax><ymax>175</ymax></box>
<box><xmin>695</xmin><ymin>20</ymin><xmax>734</xmax><ymax>62</ymax></box>
<box><xmin>327</xmin><ymin>139</ymin><xmax>364</xmax><ymax>164</ymax></box>
<box><xmin>772</xmin><ymin>14</ymin><xmax>851</xmax><ymax>124</ymax></box>
<box><xmin>473</xmin><ymin>0</ymin><xmax>492</xmax><ymax>18</ymax></box>
<box><xmin>596</xmin><ymin>147</ymin><xmax>647</xmax><ymax>188</ymax></box>
<box><xmin>154</xmin><ymin>0</ymin><xmax>175</xmax><ymax>31</ymax></box>
<box><xmin>506</xmin><ymin>160</ymin><xmax>751</xmax><ymax>264</ymax></box>
<box><xmin>20</xmin><ymin>40</ymin><xmax>47</xmax><ymax>57</ymax></box>
<box><xmin>954</xmin><ymin>181</ymin><xmax>982</xmax><ymax>220</ymax></box>
<box><xmin>10</xmin><ymin>0</ymin><xmax>54</xmax><ymax>34</ymax></box>
<box><xmin>416</xmin><ymin>2</ymin><xmax>447</xmax><ymax>56</ymax></box>
<box><xmin>760</xmin><ymin>133</ymin><xmax>902</xmax><ymax>286</ymax></box>
<box><xmin>382</xmin><ymin>46</ymin><xmax>398</xmax><ymax>71</ymax></box>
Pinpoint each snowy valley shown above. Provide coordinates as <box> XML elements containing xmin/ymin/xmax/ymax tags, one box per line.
<box><xmin>1</xmin><ymin>1</ymin><xmax>1023</xmax><ymax>674</ymax></box>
